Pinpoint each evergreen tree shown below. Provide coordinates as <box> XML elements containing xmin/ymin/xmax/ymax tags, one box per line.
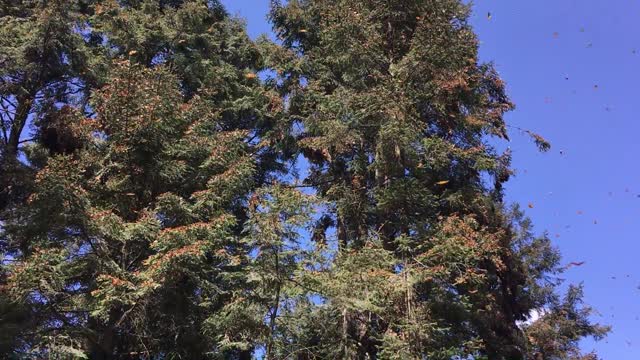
<box><xmin>0</xmin><ymin>0</ymin><xmax>97</xmax><ymax>158</ymax></box>
<box><xmin>1</xmin><ymin>0</ymin><xmax>104</xmax><ymax>354</ymax></box>
<box><xmin>0</xmin><ymin>0</ymin><xmax>610</xmax><ymax>358</ymax></box>
<box><xmin>2</xmin><ymin>62</ymin><xmax>260</xmax><ymax>358</ymax></box>
<box><xmin>266</xmin><ymin>0</ymin><xmax>608</xmax><ymax>358</ymax></box>
<box><xmin>1</xmin><ymin>1</ymin><xmax>284</xmax><ymax>356</ymax></box>
<box><xmin>243</xmin><ymin>185</ymin><xmax>315</xmax><ymax>359</ymax></box>
<box><xmin>0</xmin><ymin>0</ymin><xmax>277</xmax><ymax>211</ymax></box>
<box><xmin>0</xmin><ymin>0</ymin><xmax>102</xmax><ymax>220</ymax></box>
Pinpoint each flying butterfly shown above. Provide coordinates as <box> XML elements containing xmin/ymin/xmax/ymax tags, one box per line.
<box><xmin>564</xmin><ymin>261</ymin><xmax>586</xmax><ymax>270</ymax></box>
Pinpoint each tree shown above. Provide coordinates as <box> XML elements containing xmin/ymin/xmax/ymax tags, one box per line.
<box><xmin>1</xmin><ymin>0</ymin><xmax>103</xmax><ymax>355</ymax></box>
<box><xmin>1</xmin><ymin>62</ymin><xmax>261</xmax><ymax>358</ymax></box>
<box><xmin>0</xmin><ymin>0</ymin><xmax>97</xmax><ymax>157</ymax></box>
<box><xmin>243</xmin><ymin>185</ymin><xmax>315</xmax><ymax>359</ymax></box>
<box><xmin>0</xmin><ymin>0</ymin><xmax>278</xmax><ymax>211</ymax></box>
<box><xmin>266</xmin><ymin>0</ymin><xmax>607</xmax><ymax>358</ymax></box>
<box><xmin>0</xmin><ymin>0</ymin><xmax>608</xmax><ymax>358</ymax></box>
<box><xmin>0</xmin><ymin>0</ymin><xmax>102</xmax><ymax>221</ymax></box>
<box><xmin>523</xmin><ymin>284</ymin><xmax>609</xmax><ymax>360</ymax></box>
<box><xmin>1</xmin><ymin>1</ymin><xmax>284</xmax><ymax>356</ymax></box>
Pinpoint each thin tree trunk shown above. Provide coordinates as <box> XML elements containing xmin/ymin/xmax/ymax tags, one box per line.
<box><xmin>266</xmin><ymin>249</ymin><xmax>281</xmax><ymax>360</ymax></box>
<box><xmin>342</xmin><ymin>308</ymin><xmax>349</xmax><ymax>358</ymax></box>
<box><xmin>88</xmin><ymin>317</ymin><xmax>116</xmax><ymax>360</ymax></box>
<box><xmin>405</xmin><ymin>258</ymin><xmax>412</xmax><ymax>321</ymax></box>
<box><xmin>265</xmin><ymin>285</ymin><xmax>280</xmax><ymax>359</ymax></box>
<box><xmin>337</xmin><ymin>216</ymin><xmax>347</xmax><ymax>250</ymax></box>
<box><xmin>7</xmin><ymin>92</ymin><xmax>35</xmax><ymax>157</ymax></box>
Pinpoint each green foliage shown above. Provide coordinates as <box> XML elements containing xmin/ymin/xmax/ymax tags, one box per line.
<box><xmin>264</xmin><ymin>0</ymin><xmax>609</xmax><ymax>359</ymax></box>
<box><xmin>524</xmin><ymin>285</ymin><xmax>610</xmax><ymax>360</ymax></box>
<box><xmin>0</xmin><ymin>0</ymin><xmax>608</xmax><ymax>359</ymax></box>
<box><xmin>2</xmin><ymin>62</ymin><xmax>259</xmax><ymax>358</ymax></box>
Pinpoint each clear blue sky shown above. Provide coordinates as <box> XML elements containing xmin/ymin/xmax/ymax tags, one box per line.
<box><xmin>221</xmin><ymin>1</ymin><xmax>640</xmax><ymax>357</ymax></box>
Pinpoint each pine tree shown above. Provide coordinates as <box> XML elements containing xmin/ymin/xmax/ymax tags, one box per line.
<box><xmin>2</xmin><ymin>62</ymin><xmax>261</xmax><ymax>358</ymax></box>
<box><xmin>1</xmin><ymin>0</ymin><xmax>277</xmax><ymax>210</ymax></box>
<box><xmin>1</xmin><ymin>1</ymin><xmax>284</xmax><ymax>356</ymax></box>
<box><xmin>0</xmin><ymin>0</ymin><xmax>610</xmax><ymax>358</ymax></box>
<box><xmin>267</xmin><ymin>0</ymin><xmax>608</xmax><ymax>358</ymax></box>
<box><xmin>243</xmin><ymin>185</ymin><xmax>315</xmax><ymax>359</ymax></box>
<box><xmin>0</xmin><ymin>0</ymin><xmax>97</xmax><ymax>157</ymax></box>
<box><xmin>1</xmin><ymin>0</ymin><xmax>104</xmax><ymax>354</ymax></box>
<box><xmin>0</xmin><ymin>0</ymin><xmax>102</xmax><ymax>220</ymax></box>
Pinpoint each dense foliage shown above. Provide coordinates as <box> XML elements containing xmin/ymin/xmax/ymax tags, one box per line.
<box><xmin>0</xmin><ymin>0</ymin><xmax>608</xmax><ymax>359</ymax></box>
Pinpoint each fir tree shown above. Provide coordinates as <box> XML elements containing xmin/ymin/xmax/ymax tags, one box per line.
<box><xmin>267</xmin><ymin>0</ymin><xmax>608</xmax><ymax>358</ymax></box>
<box><xmin>0</xmin><ymin>0</ymin><xmax>610</xmax><ymax>358</ymax></box>
<box><xmin>2</xmin><ymin>62</ymin><xmax>261</xmax><ymax>358</ymax></box>
<box><xmin>1</xmin><ymin>1</ymin><xmax>283</xmax><ymax>356</ymax></box>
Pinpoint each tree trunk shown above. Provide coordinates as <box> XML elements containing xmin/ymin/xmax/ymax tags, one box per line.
<box><xmin>342</xmin><ymin>308</ymin><xmax>349</xmax><ymax>358</ymax></box>
<box><xmin>88</xmin><ymin>326</ymin><xmax>115</xmax><ymax>359</ymax></box>
<box><xmin>6</xmin><ymin>92</ymin><xmax>35</xmax><ymax>157</ymax></box>
<box><xmin>266</xmin><ymin>249</ymin><xmax>281</xmax><ymax>360</ymax></box>
<box><xmin>87</xmin><ymin>314</ymin><xmax>117</xmax><ymax>360</ymax></box>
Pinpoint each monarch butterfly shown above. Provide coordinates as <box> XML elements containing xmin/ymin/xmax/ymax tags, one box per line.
<box><xmin>565</xmin><ymin>261</ymin><xmax>586</xmax><ymax>269</ymax></box>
